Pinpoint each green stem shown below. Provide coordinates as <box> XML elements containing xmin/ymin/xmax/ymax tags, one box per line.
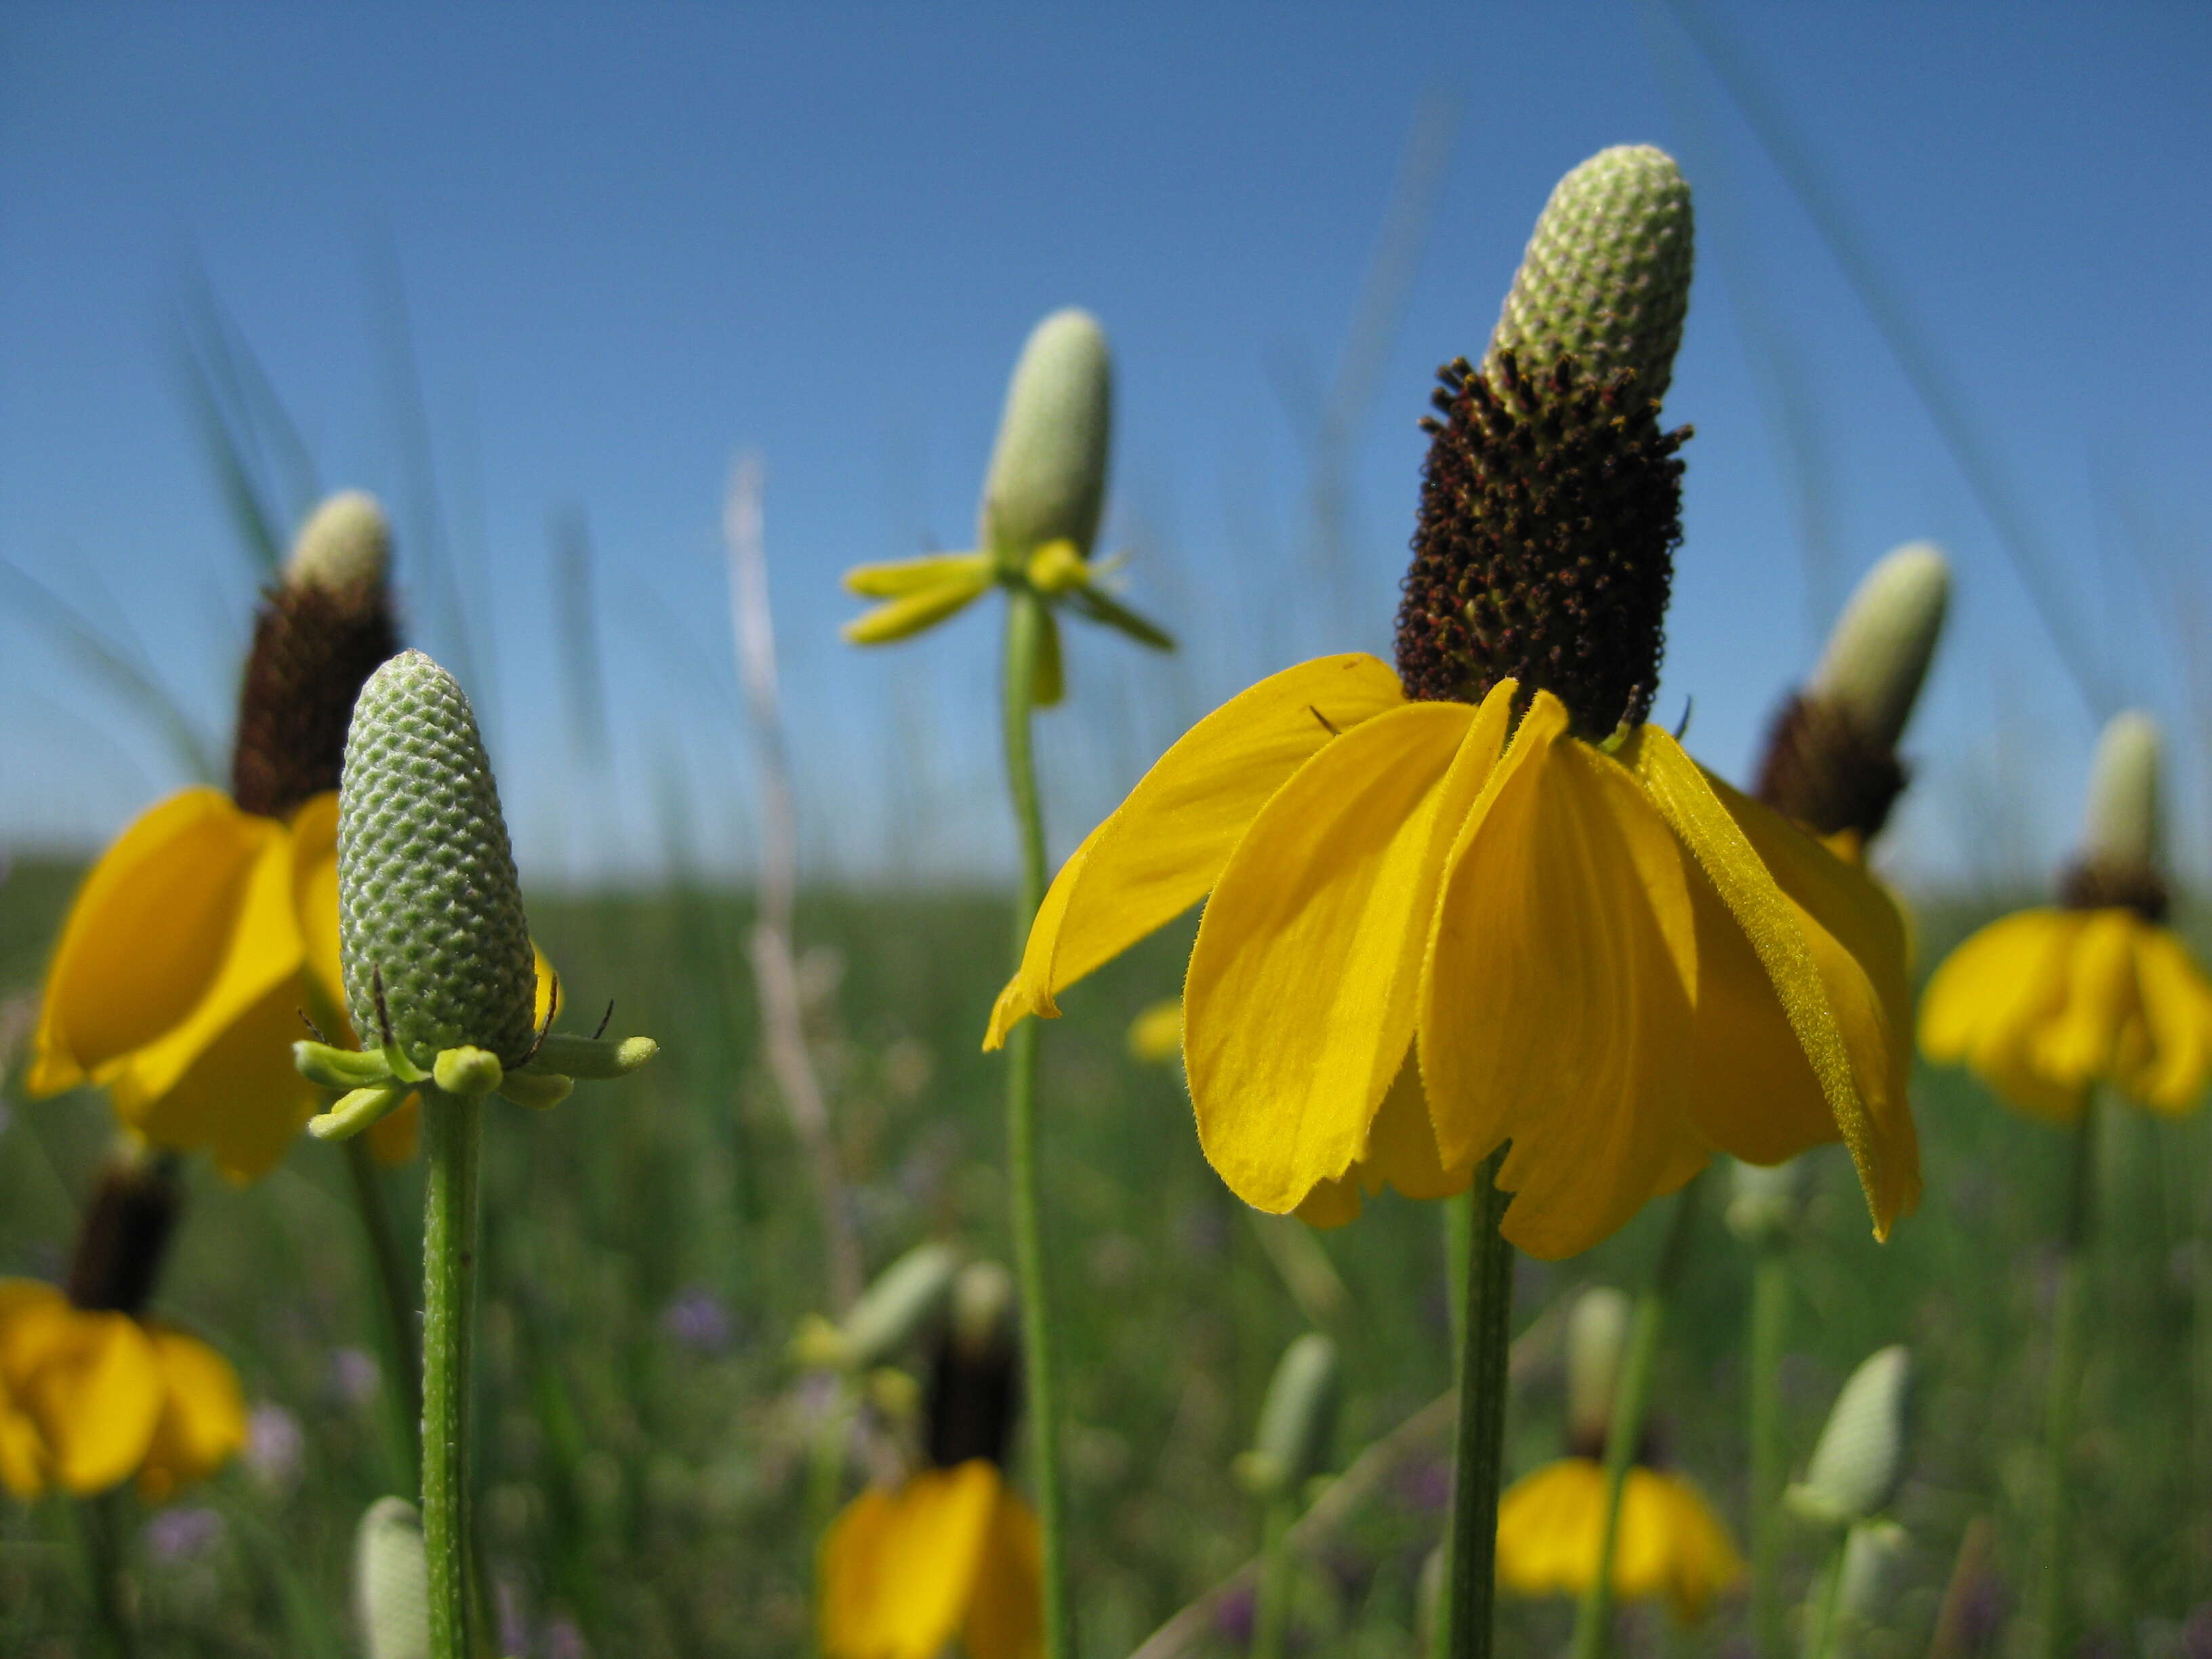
<box><xmin>2032</xmin><ymin>1094</ymin><xmax>2097</xmax><ymax>1659</ymax></box>
<box><xmin>1570</xmin><ymin>1174</ymin><xmax>1703</xmax><ymax>1659</ymax></box>
<box><xmin>1747</xmin><ymin>1236</ymin><xmax>1790</xmax><ymax>1659</ymax></box>
<box><xmin>421</xmin><ymin>1088</ymin><xmax>483</xmax><ymax>1659</ymax></box>
<box><xmin>342</xmin><ymin>1135</ymin><xmax>422</xmax><ymax>1490</ymax></box>
<box><xmin>1804</xmin><ymin>1533</ymin><xmax>1847</xmax><ymax>1659</ymax></box>
<box><xmin>76</xmin><ymin>1492</ymin><xmax>138</xmax><ymax>1659</ymax></box>
<box><xmin>1433</xmin><ymin>1189</ymin><xmax>1475</xmax><ymax>1659</ymax></box>
<box><xmin>1000</xmin><ymin>587</ymin><xmax>1071</xmax><ymax>1659</ymax></box>
<box><xmin>1251</xmin><ymin>1498</ymin><xmax>1298</xmax><ymax>1659</ymax></box>
<box><xmin>1446</xmin><ymin>1149</ymin><xmax>1514</xmax><ymax>1659</ymax></box>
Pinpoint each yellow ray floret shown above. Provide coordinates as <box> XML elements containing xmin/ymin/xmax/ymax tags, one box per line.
<box><xmin>1496</xmin><ymin>1457</ymin><xmax>1744</xmax><ymax>1625</ymax></box>
<box><xmin>0</xmin><ymin>1279</ymin><xmax>244</xmax><ymax>1502</ymax></box>
<box><xmin>817</xmin><ymin>1460</ymin><xmax>1043</xmax><ymax>1659</ymax></box>
<box><xmin>1921</xmin><ymin>907</ymin><xmax>2212</xmax><ymax>1120</ymax></box>
<box><xmin>987</xmin><ymin>657</ymin><xmax>1919</xmax><ymax>1259</ymax></box>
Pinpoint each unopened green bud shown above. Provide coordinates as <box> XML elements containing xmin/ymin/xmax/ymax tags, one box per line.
<box><xmin>288</xmin><ymin>490</ymin><xmax>392</xmax><ymax>592</ymax></box>
<box><xmin>818</xmin><ymin>1242</ymin><xmax>961</xmax><ymax>1372</ymax></box>
<box><xmin>1725</xmin><ymin>1158</ymin><xmax>1809</xmax><ymax>1245</ymax></box>
<box><xmin>949</xmin><ymin>1260</ymin><xmax>1017</xmax><ymax>1362</ymax></box>
<box><xmin>1836</xmin><ymin>1518</ymin><xmax>1911</xmax><ymax>1622</ymax></box>
<box><xmin>1565</xmin><ymin>1285</ymin><xmax>1632</xmax><ymax>1450</ymax></box>
<box><xmin>981</xmin><ymin>308</ymin><xmax>1112</xmax><ymax>562</ymax></box>
<box><xmin>1236</xmin><ymin>1332</ymin><xmax>1340</xmax><ymax>1501</ymax></box>
<box><xmin>1488</xmin><ymin>145</ymin><xmax>1694</xmax><ymax>403</ymax></box>
<box><xmin>2079</xmin><ymin>710</ymin><xmax>2163</xmax><ymax>874</ymax></box>
<box><xmin>1809</xmin><ymin>544</ymin><xmax>1950</xmax><ymax>750</ymax></box>
<box><xmin>339</xmin><ymin>651</ymin><xmax>539</xmax><ymax>1069</ymax></box>
<box><xmin>353</xmin><ymin>1496</ymin><xmax>431</xmax><ymax>1659</ymax></box>
<box><xmin>1788</xmin><ymin>1345</ymin><xmax>1912</xmax><ymax>1528</ymax></box>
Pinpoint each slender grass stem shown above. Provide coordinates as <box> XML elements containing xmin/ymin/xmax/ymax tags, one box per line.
<box><xmin>1250</xmin><ymin>1498</ymin><xmax>1298</xmax><ymax>1659</ymax></box>
<box><xmin>1446</xmin><ymin>1150</ymin><xmax>1513</xmax><ymax>1658</ymax></box>
<box><xmin>1747</xmin><ymin>1236</ymin><xmax>1790</xmax><ymax>1658</ymax></box>
<box><xmin>1803</xmin><ymin>1532</ymin><xmax>1847</xmax><ymax>1659</ymax></box>
<box><xmin>1570</xmin><ymin>1174</ymin><xmax>1703</xmax><ymax>1659</ymax></box>
<box><xmin>421</xmin><ymin>1087</ymin><xmax>483</xmax><ymax>1659</ymax></box>
<box><xmin>342</xmin><ymin>1135</ymin><xmax>422</xmax><ymax>1490</ymax></box>
<box><xmin>1000</xmin><ymin>586</ymin><xmax>1071</xmax><ymax>1659</ymax></box>
<box><xmin>2032</xmin><ymin>1094</ymin><xmax>2097</xmax><ymax>1659</ymax></box>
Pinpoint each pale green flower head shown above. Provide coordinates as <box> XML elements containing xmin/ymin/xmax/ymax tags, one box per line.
<box><xmin>1787</xmin><ymin>1345</ymin><xmax>1912</xmax><ymax>1528</ymax></box>
<box><xmin>352</xmin><ymin>1496</ymin><xmax>431</xmax><ymax>1659</ymax></box>
<box><xmin>1810</xmin><ymin>543</ymin><xmax>1951</xmax><ymax>751</ymax></box>
<box><xmin>287</xmin><ymin>490</ymin><xmax>393</xmax><ymax>593</ymax></box>
<box><xmin>792</xmin><ymin>1241</ymin><xmax>962</xmax><ymax>1372</ymax></box>
<box><xmin>1487</xmin><ymin>144</ymin><xmax>1695</xmax><ymax>403</ymax></box>
<box><xmin>1236</xmin><ymin>1331</ymin><xmax>1340</xmax><ymax>1501</ymax></box>
<box><xmin>1564</xmin><ymin>1284</ymin><xmax>1633</xmax><ymax>1449</ymax></box>
<box><xmin>2080</xmin><ymin>709</ymin><xmax>2163</xmax><ymax>874</ymax></box>
<box><xmin>981</xmin><ymin>307</ymin><xmax>1113</xmax><ymax>563</ymax></box>
<box><xmin>295</xmin><ymin>649</ymin><xmax>655</xmax><ymax>1136</ymax></box>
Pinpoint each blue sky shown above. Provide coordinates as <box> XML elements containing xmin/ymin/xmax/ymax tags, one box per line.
<box><xmin>4</xmin><ymin>3</ymin><xmax>2209</xmax><ymax>890</ymax></box>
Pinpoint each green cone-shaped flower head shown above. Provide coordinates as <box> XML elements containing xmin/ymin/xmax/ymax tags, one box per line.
<box><xmin>288</xmin><ymin>490</ymin><xmax>393</xmax><ymax>592</ymax></box>
<box><xmin>1237</xmin><ymin>1332</ymin><xmax>1340</xmax><ymax>1500</ymax></box>
<box><xmin>338</xmin><ymin>650</ymin><xmax>538</xmax><ymax>1068</ymax></box>
<box><xmin>1788</xmin><ymin>1344</ymin><xmax>1912</xmax><ymax>1528</ymax></box>
<box><xmin>980</xmin><ymin>308</ymin><xmax>1112</xmax><ymax>562</ymax></box>
<box><xmin>353</xmin><ymin>1496</ymin><xmax>432</xmax><ymax>1659</ymax></box>
<box><xmin>1565</xmin><ymin>1284</ymin><xmax>1633</xmax><ymax>1450</ymax></box>
<box><xmin>1488</xmin><ymin>145</ymin><xmax>1695</xmax><ymax>403</ymax></box>
<box><xmin>2081</xmin><ymin>710</ymin><xmax>2163</xmax><ymax>874</ymax></box>
<box><xmin>1811</xmin><ymin>543</ymin><xmax>1951</xmax><ymax>751</ymax></box>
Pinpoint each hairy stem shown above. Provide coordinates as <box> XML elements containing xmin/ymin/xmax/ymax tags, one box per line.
<box><xmin>1446</xmin><ymin>1151</ymin><xmax>1514</xmax><ymax>1658</ymax></box>
<box><xmin>2033</xmin><ymin>1093</ymin><xmax>2097</xmax><ymax>1659</ymax></box>
<box><xmin>421</xmin><ymin>1088</ymin><xmax>483</xmax><ymax>1659</ymax></box>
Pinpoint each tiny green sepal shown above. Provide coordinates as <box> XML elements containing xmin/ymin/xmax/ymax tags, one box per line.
<box><xmin>295</xmin><ymin>1040</ymin><xmax>395</xmax><ymax>1091</ymax></box>
<box><xmin>380</xmin><ymin>1038</ymin><xmax>430</xmax><ymax>1086</ymax></box>
<box><xmin>532</xmin><ymin>1033</ymin><xmax>659</xmax><ymax>1080</ymax></box>
<box><xmin>1067</xmin><ymin>583</ymin><xmax>1174</xmax><ymax>651</ymax></box>
<box><xmin>432</xmin><ymin>1046</ymin><xmax>504</xmax><ymax>1098</ymax></box>
<box><xmin>308</xmin><ymin>1082</ymin><xmax>413</xmax><ymax>1143</ymax></box>
<box><xmin>497</xmin><ymin>1070</ymin><xmax>574</xmax><ymax>1111</ymax></box>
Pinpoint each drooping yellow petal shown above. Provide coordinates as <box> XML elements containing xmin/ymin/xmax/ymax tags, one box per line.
<box><xmin>985</xmin><ymin>655</ymin><xmax>1407</xmax><ymax>1048</ymax></box>
<box><xmin>1496</xmin><ymin>1458</ymin><xmax>1741</xmax><ymax>1625</ymax></box>
<box><xmin>2129</xmin><ymin>925</ymin><xmax>2212</xmax><ymax>1113</ymax></box>
<box><xmin>1190</xmin><ymin>695</ymin><xmax>1502</xmax><ymax>1214</ymax></box>
<box><xmin>2035</xmin><ymin>909</ymin><xmax>2141</xmax><ymax>1090</ymax></box>
<box><xmin>1919</xmin><ymin>909</ymin><xmax>2085</xmax><ymax>1123</ymax></box>
<box><xmin>136</xmin><ymin>1327</ymin><xmax>247</xmax><ymax>1502</ymax></box>
<box><xmin>818</xmin><ymin>1462</ymin><xmax>1002</xmax><ymax>1659</ymax></box>
<box><xmin>0</xmin><ymin>1370</ymin><xmax>44</xmax><ymax>1498</ymax></box>
<box><xmin>1292</xmin><ymin>1051</ymin><xmax>1475</xmax><ymax>1226</ymax></box>
<box><xmin>113</xmin><ymin>974</ymin><xmax>321</xmax><ymax>1182</ymax></box>
<box><xmin>842</xmin><ymin>569</ymin><xmax>995</xmax><ymax>644</ymax></box>
<box><xmin>962</xmin><ymin>1485</ymin><xmax>1046</xmax><ymax>1659</ymax></box>
<box><xmin>842</xmin><ymin>550</ymin><xmax>995</xmax><ymax>598</ymax></box>
<box><xmin>1627</xmin><ymin>732</ymin><xmax>1917</xmax><ymax>1237</ymax></box>
<box><xmin>1420</xmin><ymin>699</ymin><xmax>1707</xmax><ymax>1260</ymax></box>
<box><xmin>29</xmin><ymin>789</ymin><xmax>277</xmax><ymax>1095</ymax></box>
<box><xmin>290</xmin><ymin>792</ymin><xmax>346</xmax><ymax>1030</ymax></box>
<box><xmin>0</xmin><ymin>1280</ymin><xmax>163</xmax><ymax>1496</ymax></box>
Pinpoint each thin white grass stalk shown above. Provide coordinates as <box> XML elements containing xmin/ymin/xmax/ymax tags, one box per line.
<box><xmin>722</xmin><ymin>450</ymin><xmax>865</xmax><ymax>1313</ymax></box>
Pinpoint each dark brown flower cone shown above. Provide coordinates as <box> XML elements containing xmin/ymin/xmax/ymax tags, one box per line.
<box><xmin>230</xmin><ymin>576</ymin><xmax>401</xmax><ymax>819</ymax></box>
<box><xmin>1753</xmin><ymin>693</ymin><xmax>1909</xmax><ymax>844</ymax></box>
<box><xmin>64</xmin><ymin>1152</ymin><xmax>183</xmax><ymax>1317</ymax></box>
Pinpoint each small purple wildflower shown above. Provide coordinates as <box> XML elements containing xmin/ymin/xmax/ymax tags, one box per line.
<box><xmin>659</xmin><ymin>1286</ymin><xmax>733</xmax><ymax>1355</ymax></box>
<box><xmin>244</xmin><ymin>1401</ymin><xmax>304</xmax><ymax>1495</ymax></box>
<box><xmin>144</xmin><ymin>1506</ymin><xmax>225</xmax><ymax>1562</ymax></box>
<box><xmin>329</xmin><ymin>1346</ymin><xmax>382</xmax><ymax>1407</ymax></box>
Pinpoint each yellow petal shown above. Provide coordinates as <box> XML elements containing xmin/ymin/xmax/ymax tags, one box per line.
<box><xmin>841</xmin><ymin>570</ymin><xmax>994</xmax><ymax>644</ymax></box>
<box><xmin>962</xmin><ymin>1486</ymin><xmax>1045</xmax><ymax>1659</ymax></box>
<box><xmin>1291</xmin><ymin>1052</ymin><xmax>1475</xmax><ymax>1227</ymax></box>
<box><xmin>1420</xmin><ymin>700</ymin><xmax>1707</xmax><ymax>1261</ymax></box>
<box><xmin>2130</xmin><ymin>926</ymin><xmax>2212</xmax><ymax>1113</ymax></box>
<box><xmin>112</xmin><ymin>973</ymin><xmax>321</xmax><ymax>1182</ymax></box>
<box><xmin>842</xmin><ymin>550</ymin><xmax>994</xmax><ymax>598</ymax></box>
<box><xmin>29</xmin><ymin>789</ymin><xmax>276</xmax><ymax>1094</ymax></box>
<box><xmin>0</xmin><ymin>1281</ymin><xmax>163</xmax><ymax>1495</ymax></box>
<box><xmin>289</xmin><ymin>792</ymin><xmax>348</xmax><ymax>1033</ymax></box>
<box><xmin>1629</xmin><ymin>1469</ymin><xmax>1743</xmax><ymax>1625</ymax></box>
<box><xmin>1626</xmin><ymin>732</ymin><xmax>1918</xmax><ymax>1237</ymax></box>
<box><xmin>818</xmin><ymin>1462</ymin><xmax>1002</xmax><ymax>1659</ymax></box>
<box><xmin>1497</xmin><ymin>1458</ymin><xmax>1605</xmax><ymax>1597</ymax></box>
<box><xmin>2034</xmin><ymin>909</ymin><xmax>2141</xmax><ymax>1089</ymax></box>
<box><xmin>1919</xmin><ymin>910</ymin><xmax>2085</xmax><ymax>1123</ymax></box>
<box><xmin>1190</xmin><ymin>695</ymin><xmax>1499</xmax><ymax>1214</ymax></box>
<box><xmin>985</xmin><ymin>655</ymin><xmax>1407</xmax><ymax>1048</ymax></box>
<box><xmin>136</xmin><ymin>1327</ymin><xmax>247</xmax><ymax>1502</ymax></box>
<box><xmin>0</xmin><ymin>1377</ymin><xmax>44</xmax><ymax>1498</ymax></box>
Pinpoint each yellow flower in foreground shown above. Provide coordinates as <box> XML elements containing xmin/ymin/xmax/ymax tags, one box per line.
<box><xmin>0</xmin><ymin>1279</ymin><xmax>244</xmax><ymax>1502</ymax></box>
<box><xmin>987</xmin><ymin>660</ymin><xmax>1918</xmax><ymax>1259</ymax></box>
<box><xmin>819</xmin><ymin>1459</ymin><xmax>1044</xmax><ymax>1659</ymax></box>
<box><xmin>1921</xmin><ymin>712</ymin><xmax>2212</xmax><ymax>1122</ymax></box>
<box><xmin>1496</xmin><ymin>1458</ymin><xmax>1743</xmax><ymax>1625</ymax></box>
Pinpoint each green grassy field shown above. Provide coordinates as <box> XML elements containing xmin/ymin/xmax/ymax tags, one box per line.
<box><xmin>2</xmin><ymin>855</ymin><xmax>2207</xmax><ymax>1656</ymax></box>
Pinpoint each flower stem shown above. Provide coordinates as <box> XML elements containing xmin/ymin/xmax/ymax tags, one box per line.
<box><xmin>1000</xmin><ymin>586</ymin><xmax>1072</xmax><ymax>1659</ymax></box>
<box><xmin>1570</xmin><ymin>1173</ymin><xmax>1703</xmax><ymax>1659</ymax></box>
<box><xmin>1747</xmin><ymin>1235</ymin><xmax>1790</xmax><ymax>1658</ymax></box>
<box><xmin>342</xmin><ymin>1134</ymin><xmax>422</xmax><ymax>1490</ymax></box>
<box><xmin>1446</xmin><ymin>1150</ymin><xmax>1513</xmax><ymax>1658</ymax></box>
<box><xmin>2033</xmin><ymin>1093</ymin><xmax>2097</xmax><ymax>1659</ymax></box>
<box><xmin>75</xmin><ymin>1491</ymin><xmax>138</xmax><ymax>1659</ymax></box>
<box><xmin>1251</xmin><ymin>1497</ymin><xmax>1298</xmax><ymax>1659</ymax></box>
<box><xmin>1803</xmin><ymin>1531</ymin><xmax>1847</xmax><ymax>1659</ymax></box>
<box><xmin>421</xmin><ymin>1086</ymin><xmax>483</xmax><ymax>1659</ymax></box>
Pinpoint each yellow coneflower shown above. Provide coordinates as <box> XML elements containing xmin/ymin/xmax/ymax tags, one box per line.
<box><xmin>1921</xmin><ymin>711</ymin><xmax>2212</xmax><ymax>1121</ymax></box>
<box><xmin>987</xmin><ymin>147</ymin><xmax>1917</xmax><ymax>1261</ymax></box>
<box><xmin>819</xmin><ymin>1264</ymin><xmax>1042</xmax><ymax>1659</ymax></box>
<box><xmin>0</xmin><ymin>1156</ymin><xmax>243</xmax><ymax>1503</ymax></box>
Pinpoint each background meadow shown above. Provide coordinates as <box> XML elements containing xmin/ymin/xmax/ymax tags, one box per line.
<box><xmin>4</xmin><ymin>3</ymin><xmax>2212</xmax><ymax>1654</ymax></box>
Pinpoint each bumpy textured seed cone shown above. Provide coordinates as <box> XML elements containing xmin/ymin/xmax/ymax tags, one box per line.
<box><xmin>352</xmin><ymin>1496</ymin><xmax>432</xmax><ymax>1659</ymax></box>
<box><xmin>1488</xmin><ymin>146</ymin><xmax>1694</xmax><ymax>405</ymax></box>
<box><xmin>231</xmin><ymin>492</ymin><xmax>401</xmax><ymax>819</ymax></box>
<box><xmin>338</xmin><ymin>651</ymin><xmax>538</xmax><ymax>1068</ymax></box>
<box><xmin>1790</xmin><ymin>1345</ymin><xmax>1912</xmax><ymax>1527</ymax></box>
<box><xmin>979</xmin><ymin>308</ymin><xmax>1112</xmax><ymax>560</ymax></box>
<box><xmin>63</xmin><ymin>1151</ymin><xmax>182</xmax><ymax>1316</ymax></box>
<box><xmin>2062</xmin><ymin>710</ymin><xmax>2168</xmax><ymax>919</ymax></box>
